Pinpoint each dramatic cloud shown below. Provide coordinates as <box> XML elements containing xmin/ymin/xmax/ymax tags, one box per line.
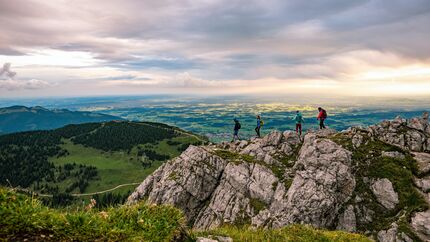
<box><xmin>0</xmin><ymin>0</ymin><xmax>429</xmax><ymax>97</ymax></box>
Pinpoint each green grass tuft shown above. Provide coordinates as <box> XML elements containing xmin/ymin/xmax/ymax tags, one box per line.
<box><xmin>193</xmin><ymin>224</ymin><xmax>372</xmax><ymax>242</ymax></box>
<box><xmin>0</xmin><ymin>187</ymin><xmax>185</xmax><ymax>241</ymax></box>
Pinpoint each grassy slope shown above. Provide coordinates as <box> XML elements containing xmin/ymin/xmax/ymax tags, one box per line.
<box><xmin>0</xmin><ymin>187</ymin><xmax>185</xmax><ymax>241</ymax></box>
<box><xmin>48</xmin><ymin>135</ymin><xmax>199</xmax><ymax>195</ymax></box>
<box><xmin>0</xmin><ymin>187</ymin><xmax>371</xmax><ymax>242</ymax></box>
<box><xmin>193</xmin><ymin>226</ymin><xmax>371</xmax><ymax>242</ymax></box>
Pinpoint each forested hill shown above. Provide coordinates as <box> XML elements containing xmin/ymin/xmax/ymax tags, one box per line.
<box><xmin>0</xmin><ymin>105</ymin><xmax>122</xmax><ymax>134</ymax></box>
<box><xmin>0</xmin><ymin>121</ymin><xmax>204</xmax><ymax>206</ymax></box>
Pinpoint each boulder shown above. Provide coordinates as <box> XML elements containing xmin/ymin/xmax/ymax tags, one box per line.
<box><xmin>414</xmin><ymin>176</ymin><xmax>430</xmax><ymax>193</ymax></box>
<box><xmin>412</xmin><ymin>152</ymin><xmax>430</xmax><ymax>175</ymax></box>
<box><xmin>371</xmin><ymin>178</ymin><xmax>399</xmax><ymax>210</ymax></box>
<box><xmin>411</xmin><ymin>210</ymin><xmax>430</xmax><ymax>241</ymax></box>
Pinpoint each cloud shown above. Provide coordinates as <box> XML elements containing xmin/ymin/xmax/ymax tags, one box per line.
<box><xmin>1</xmin><ymin>1</ymin><xmax>430</xmax><ymax>96</ymax></box>
<box><xmin>0</xmin><ymin>78</ymin><xmax>51</xmax><ymax>90</ymax></box>
<box><xmin>0</xmin><ymin>62</ymin><xmax>51</xmax><ymax>90</ymax></box>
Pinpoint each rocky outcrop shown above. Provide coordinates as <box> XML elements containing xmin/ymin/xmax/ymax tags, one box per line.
<box><xmin>266</xmin><ymin>132</ymin><xmax>355</xmax><ymax>229</ymax></box>
<box><xmin>368</xmin><ymin>113</ymin><xmax>430</xmax><ymax>152</ymax></box>
<box><xmin>129</xmin><ymin>114</ymin><xmax>430</xmax><ymax>241</ymax></box>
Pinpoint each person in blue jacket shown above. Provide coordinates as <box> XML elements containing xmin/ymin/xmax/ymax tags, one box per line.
<box><xmin>293</xmin><ymin>110</ymin><xmax>305</xmax><ymax>136</ymax></box>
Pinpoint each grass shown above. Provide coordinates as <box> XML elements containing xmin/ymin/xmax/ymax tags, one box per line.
<box><xmin>192</xmin><ymin>225</ymin><xmax>372</xmax><ymax>242</ymax></box>
<box><xmin>47</xmin><ymin>134</ymin><xmax>201</xmax><ymax>196</ymax></box>
<box><xmin>49</xmin><ymin>140</ymin><xmax>163</xmax><ymax>194</ymax></box>
<box><xmin>0</xmin><ymin>187</ymin><xmax>185</xmax><ymax>241</ymax></box>
<box><xmin>1</xmin><ymin>187</ymin><xmax>373</xmax><ymax>242</ymax></box>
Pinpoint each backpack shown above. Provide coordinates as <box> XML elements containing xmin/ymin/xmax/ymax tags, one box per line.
<box><xmin>260</xmin><ymin>120</ymin><xmax>264</xmax><ymax>126</ymax></box>
<box><xmin>237</xmin><ymin>123</ymin><xmax>241</xmax><ymax>129</ymax></box>
<box><xmin>322</xmin><ymin>109</ymin><xmax>328</xmax><ymax>119</ymax></box>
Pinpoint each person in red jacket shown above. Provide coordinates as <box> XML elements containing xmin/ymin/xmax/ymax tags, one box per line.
<box><xmin>317</xmin><ymin>107</ymin><xmax>327</xmax><ymax>129</ymax></box>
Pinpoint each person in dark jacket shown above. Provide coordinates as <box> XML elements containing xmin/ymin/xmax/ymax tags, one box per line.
<box><xmin>255</xmin><ymin>115</ymin><xmax>262</xmax><ymax>137</ymax></box>
<box><xmin>232</xmin><ymin>118</ymin><xmax>241</xmax><ymax>142</ymax></box>
<box><xmin>317</xmin><ymin>107</ymin><xmax>327</xmax><ymax>129</ymax></box>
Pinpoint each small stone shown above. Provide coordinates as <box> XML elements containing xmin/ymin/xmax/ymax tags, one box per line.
<box><xmin>381</xmin><ymin>151</ymin><xmax>405</xmax><ymax>159</ymax></box>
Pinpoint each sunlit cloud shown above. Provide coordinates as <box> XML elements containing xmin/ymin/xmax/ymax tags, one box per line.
<box><xmin>0</xmin><ymin>0</ymin><xmax>429</xmax><ymax>97</ymax></box>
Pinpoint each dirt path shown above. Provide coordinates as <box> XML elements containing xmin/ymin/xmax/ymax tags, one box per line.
<box><xmin>19</xmin><ymin>182</ymin><xmax>141</xmax><ymax>198</ymax></box>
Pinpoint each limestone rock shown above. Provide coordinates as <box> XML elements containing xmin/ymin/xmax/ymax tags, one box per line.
<box><xmin>377</xmin><ymin>223</ymin><xmax>413</xmax><ymax>242</ymax></box>
<box><xmin>381</xmin><ymin>151</ymin><xmax>405</xmax><ymax>159</ymax></box>
<box><xmin>411</xmin><ymin>210</ymin><xmax>430</xmax><ymax>241</ymax></box>
<box><xmin>412</xmin><ymin>152</ymin><xmax>430</xmax><ymax>175</ymax></box>
<box><xmin>336</xmin><ymin>205</ymin><xmax>356</xmax><ymax>232</ymax></box>
<box><xmin>127</xmin><ymin>145</ymin><xmax>228</xmax><ymax>223</ymax></box>
<box><xmin>269</xmin><ymin>133</ymin><xmax>355</xmax><ymax>228</ymax></box>
<box><xmin>414</xmin><ymin>176</ymin><xmax>430</xmax><ymax>193</ymax></box>
<box><xmin>371</xmin><ymin>178</ymin><xmax>399</xmax><ymax>210</ymax></box>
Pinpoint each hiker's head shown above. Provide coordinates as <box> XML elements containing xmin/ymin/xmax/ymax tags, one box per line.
<box><xmin>234</xmin><ymin>118</ymin><xmax>238</xmax><ymax>122</ymax></box>
<box><xmin>257</xmin><ymin>115</ymin><xmax>260</xmax><ymax>119</ymax></box>
<box><xmin>318</xmin><ymin>107</ymin><xmax>322</xmax><ymax>111</ymax></box>
<box><xmin>296</xmin><ymin>110</ymin><xmax>299</xmax><ymax>113</ymax></box>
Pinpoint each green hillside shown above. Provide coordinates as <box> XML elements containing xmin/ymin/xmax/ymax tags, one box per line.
<box><xmin>0</xmin><ymin>121</ymin><xmax>205</xmax><ymax>205</ymax></box>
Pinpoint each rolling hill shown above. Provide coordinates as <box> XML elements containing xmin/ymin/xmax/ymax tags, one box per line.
<box><xmin>0</xmin><ymin>105</ymin><xmax>122</xmax><ymax>134</ymax></box>
<box><xmin>0</xmin><ymin>121</ymin><xmax>205</xmax><ymax>205</ymax></box>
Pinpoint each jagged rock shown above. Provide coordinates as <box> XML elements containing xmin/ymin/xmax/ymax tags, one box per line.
<box><xmin>381</xmin><ymin>151</ymin><xmax>405</xmax><ymax>159</ymax></box>
<box><xmin>377</xmin><ymin>223</ymin><xmax>413</xmax><ymax>242</ymax></box>
<box><xmin>261</xmin><ymin>130</ymin><xmax>283</xmax><ymax>147</ymax></box>
<box><xmin>377</xmin><ymin>223</ymin><xmax>397</xmax><ymax>242</ymax></box>
<box><xmin>352</xmin><ymin>133</ymin><xmax>364</xmax><ymax>148</ymax></box>
<box><xmin>127</xmin><ymin>146</ymin><xmax>228</xmax><ymax>223</ymax></box>
<box><xmin>269</xmin><ymin>133</ymin><xmax>355</xmax><ymax>228</ymax></box>
<box><xmin>336</xmin><ymin>205</ymin><xmax>356</xmax><ymax>232</ymax></box>
<box><xmin>414</xmin><ymin>176</ymin><xmax>430</xmax><ymax>193</ymax></box>
<box><xmin>412</xmin><ymin>152</ymin><xmax>430</xmax><ymax>175</ymax></box>
<box><xmin>371</xmin><ymin>178</ymin><xmax>399</xmax><ymax>210</ymax></box>
<box><xmin>411</xmin><ymin>210</ymin><xmax>430</xmax><ymax>241</ymax></box>
<box><xmin>282</xmin><ymin>131</ymin><xmax>301</xmax><ymax>146</ymax></box>
<box><xmin>193</xmin><ymin>162</ymin><xmax>278</xmax><ymax>229</ymax></box>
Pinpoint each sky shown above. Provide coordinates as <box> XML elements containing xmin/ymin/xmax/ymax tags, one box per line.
<box><xmin>1</xmin><ymin>0</ymin><xmax>430</xmax><ymax>98</ymax></box>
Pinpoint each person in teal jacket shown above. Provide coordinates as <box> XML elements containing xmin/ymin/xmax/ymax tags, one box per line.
<box><xmin>293</xmin><ymin>111</ymin><xmax>305</xmax><ymax>136</ymax></box>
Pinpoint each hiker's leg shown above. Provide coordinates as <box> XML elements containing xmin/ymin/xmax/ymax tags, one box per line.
<box><xmin>322</xmin><ymin>119</ymin><xmax>326</xmax><ymax>129</ymax></box>
<box><xmin>295</xmin><ymin>124</ymin><xmax>299</xmax><ymax>133</ymax></box>
<box><xmin>257</xmin><ymin>127</ymin><xmax>261</xmax><ymax>137</ymax></box>
<box><xmin>319</xmin><ymin>119</ymin><xmax>323</xmax><ymax>129</ymax></box>
<box><xmin>298</xmin><ymin>123</ymin><xmax>302</xmax><ymax>135</ymax></box>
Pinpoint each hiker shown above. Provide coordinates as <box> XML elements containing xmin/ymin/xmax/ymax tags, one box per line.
<box><xmin>255</xmin><ymin>115</ymin><xmax>264</xmax><ymax>137</ymax></box>
<box><xmin>232</xmin><ymin>118</ymin><xmax>241</xmax><ymax>142</ymax></box>
<box><xmin>292</xmin><ymin>111</ymin><xmax>304</xmax><ymax>135</ymax></box>
<box><xmin>317</xmin><ymin>107</ymin><xmax>327</xmax><ymax>129</ymax></box>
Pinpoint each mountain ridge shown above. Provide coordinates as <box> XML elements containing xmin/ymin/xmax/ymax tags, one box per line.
<box><xmin>128</xmin><ymin>112</ymin><xmax>430</xmax><ymax>241</ymax></box>
<box><xmin>0</xmin><ymin>105</ymin><xmax>122</xmax><ymax>134</ymax></box>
